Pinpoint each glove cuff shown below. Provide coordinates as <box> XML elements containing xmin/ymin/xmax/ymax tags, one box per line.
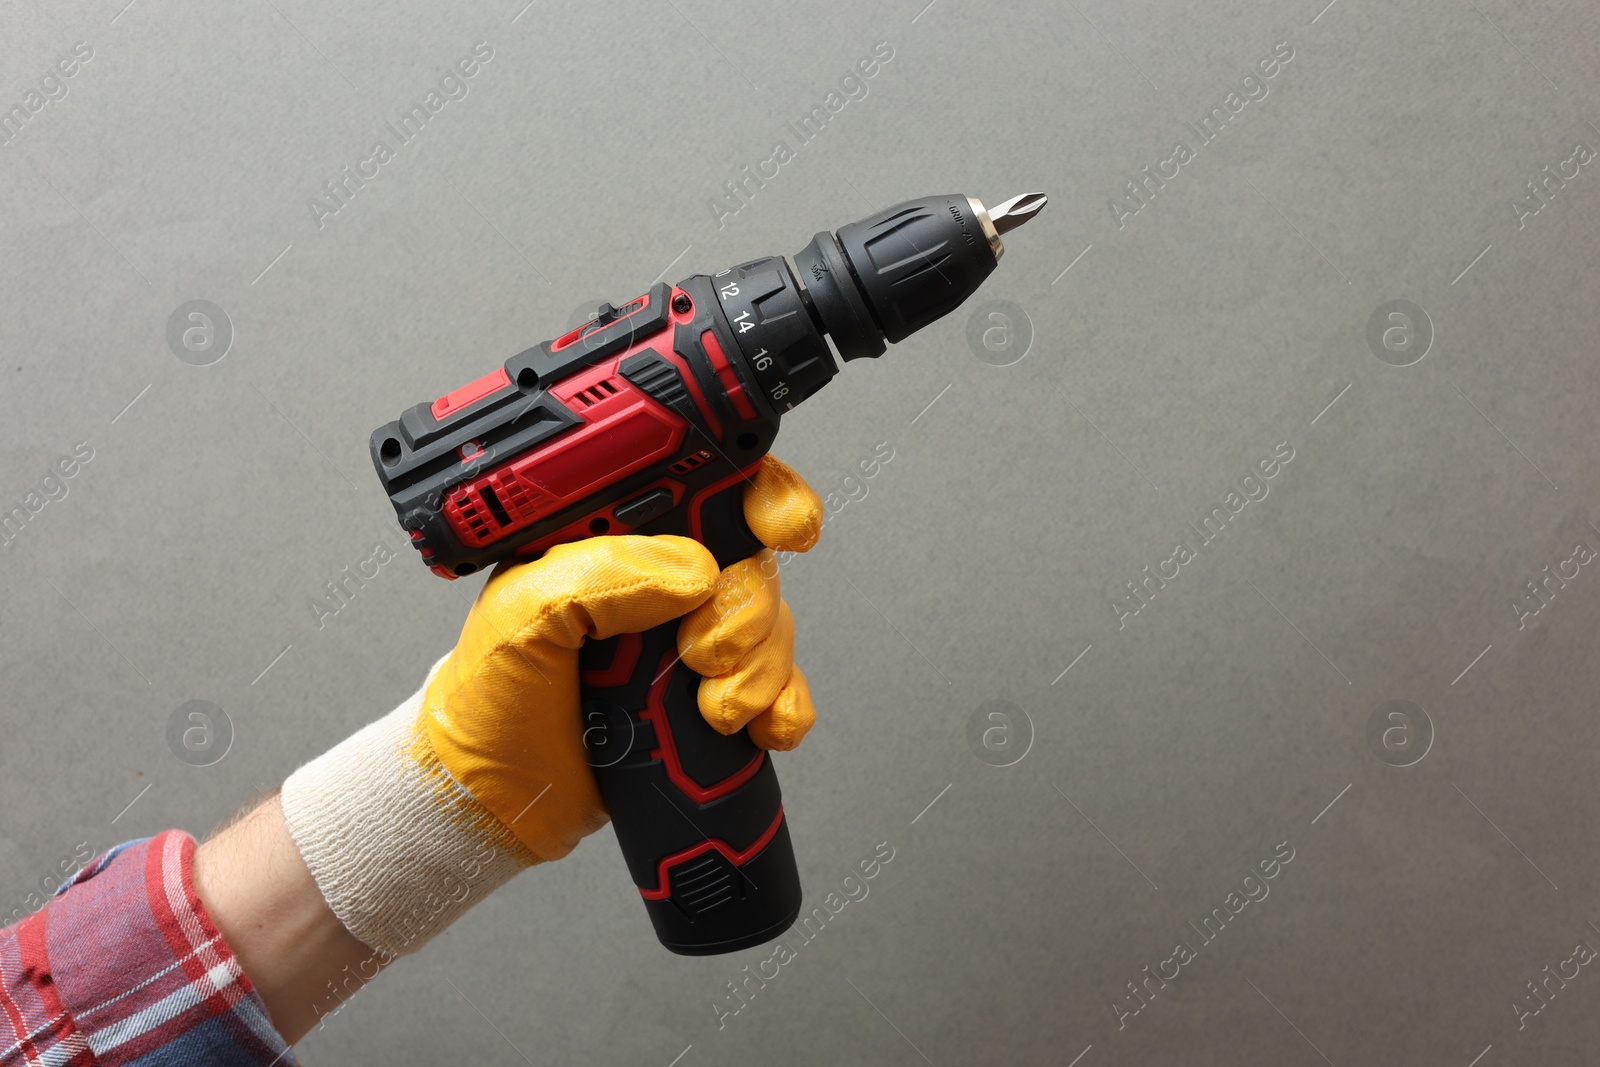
<box><xmin>280</xmin><ymin>661</ymin><xmax>537</xmax><ymax>957</ymax></box>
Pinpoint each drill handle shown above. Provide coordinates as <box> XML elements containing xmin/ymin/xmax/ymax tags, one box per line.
<box><xmin>577</xmin><ymin>476</ymin><xmax>801</xmax><ymax>955</ymax></box>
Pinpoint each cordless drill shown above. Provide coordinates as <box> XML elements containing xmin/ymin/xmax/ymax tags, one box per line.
<box><xmin>370</xmin><ymin>191</ymin><xmax>1046</xmax><ymax>955</ymax></box>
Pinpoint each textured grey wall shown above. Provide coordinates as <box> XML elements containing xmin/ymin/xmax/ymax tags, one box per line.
<box><xmin>4</xmin><ymin>0</ymin><xmax>1599</xmax><ymax>1063</ymax></box>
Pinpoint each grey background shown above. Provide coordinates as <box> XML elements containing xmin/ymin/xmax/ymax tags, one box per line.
<box><xmin>2</xmin><ymin>0</ymin><xmax>1597</xmax><ymax>1063</ymax></box>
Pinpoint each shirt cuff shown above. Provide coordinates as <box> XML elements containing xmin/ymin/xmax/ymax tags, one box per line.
<box><xmin>0</xmin><ymin>829</ymin><xmax>297</xmax><ymax>1067</ymax></box>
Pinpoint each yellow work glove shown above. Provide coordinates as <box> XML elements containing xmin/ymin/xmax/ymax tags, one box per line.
<box><xmin>280</xmin><ymin>456</ymin><xmax>822</xmax><ymax>958</ymax></box>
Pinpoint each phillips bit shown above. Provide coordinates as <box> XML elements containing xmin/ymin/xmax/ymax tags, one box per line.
<box><xmin>969</xmin><ymin>192</ymin><xmax>1048</xmax><ymax>262</ymax></box>
<box><xmin>985</xmin><ymin>191</ymin><xmax>1048</xmax><ymax>234</ymax></box>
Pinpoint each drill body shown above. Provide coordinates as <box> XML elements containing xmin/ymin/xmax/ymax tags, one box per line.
<box><xmin>373</xmin><ymin>268</ymin><xmax>792</xmax><ymax>581</ymax></box>
<box><xmin>370</xmin><ymin>192</ymin><xmax>1044</xmax><ymax>954</ymax></box>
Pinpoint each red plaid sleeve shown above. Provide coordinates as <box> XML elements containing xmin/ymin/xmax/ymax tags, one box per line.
<box><xmin>0</xmin><ymin>830</ymin><xmax>297</xmax><ymax>1066</ymax></box>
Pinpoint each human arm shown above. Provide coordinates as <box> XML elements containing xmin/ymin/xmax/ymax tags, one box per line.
<box><xmin>190</xmin><ymin>792</ymin><xmax>382</xmax><ymax>1045</ymax></box>
<box><xmin>0</xmin><ymin>456</ymin><xmax>822</xmax><ymax>1064</ymax></box>
<box><xmin>206</xmin><ymin>456</ymin><xmax>822</xmax><ymax>1040</ymax></box>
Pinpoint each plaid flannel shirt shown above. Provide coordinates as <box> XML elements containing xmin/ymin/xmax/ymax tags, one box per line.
<box><xmin>0</xmin><ymin>830</ymin><xmax>296</xmax><ymax>1066</ymax></box>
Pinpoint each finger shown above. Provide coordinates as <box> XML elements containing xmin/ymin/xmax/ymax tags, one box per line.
<box><xmin>745</xmin><ymin>666</ymin><xmax>816</xmax><ymax>751</ymax></box>
<box><xmin>474</xmin><ymin>535</ymin><xmax>718</xmax><ymax>651</ymax></box>
<box><xmin>696</xmin><ymin>600</ymin><xmax>796</xmax><ymax>735</ymax></box>
<box><xmin>677</xmin><ymin>551</ymin><xmax>781</xmax><ymax>677</ymax></box>
<box><xmin>743</xmin><ymin>455</ymin><xmax>823</xmax><ymax>553</ymax></box>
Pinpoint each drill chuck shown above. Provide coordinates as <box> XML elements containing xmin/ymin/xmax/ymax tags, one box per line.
<box><xmin>718</xmin><ymin>191</ymin><xmax>1049</xmax><ymax>410</ymax></box>
<box><xmin>802</xmin><ymin>192</ymin><xmax>1016</xmax><ymax>350</ymax></box>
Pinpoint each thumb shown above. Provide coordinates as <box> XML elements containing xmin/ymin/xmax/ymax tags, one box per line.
<box><xmin>476</xmin><ymin>534</ymin><xmax>720</xmax><ymax>650</ymax></box>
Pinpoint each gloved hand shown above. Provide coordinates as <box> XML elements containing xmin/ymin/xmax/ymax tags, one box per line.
<box><xmin>281</xmin><ymin>457</ymin><xmax>822</xmax><ymax>959</ymax></box>
<box><xmin>417</xmin><ymin>455</ymin><xmax>823</xmax><ymax>864</ymax></box>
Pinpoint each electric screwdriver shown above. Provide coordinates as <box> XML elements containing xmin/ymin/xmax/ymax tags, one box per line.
<box><xmin>370</xmin><ymin>191</ymin><xmax>1046</xmax><ymax>955</ymax></box>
